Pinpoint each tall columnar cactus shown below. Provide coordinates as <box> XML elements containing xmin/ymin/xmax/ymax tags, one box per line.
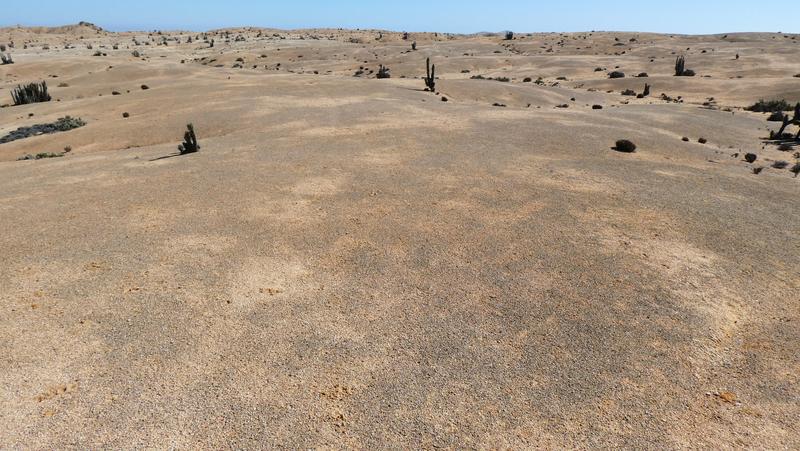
<box><xmin>178</xmin><ymin>124</ymin><xmax>200</xmax><ymax>154</ymax></box>
<box><xmin>643</xmin><ymin>83</ymin><xmax>651</xmax><ymax>97</ymax></box>
<box><xmin>674</xmin><ymin>56</ymin><xmax>694</xmax><ymax>76</ymax></box>
<box><xmin>377</xmin><ymin>65</ymin><xmax>391</xmax><ymax>79</ymax></box>
<box><xmin>11</xmin><ymin>81</ymin><xmax>51</xmax><ymax>105</ymax></box>
<box><xmin>675</xmin><ymin>56</ymin><xmax>685</xmax><ymax>76</ymax></box>
<box><xmin>424</xmin><ymin>57</ymin><xmax>436</xmax><ymax>92</ymax></box>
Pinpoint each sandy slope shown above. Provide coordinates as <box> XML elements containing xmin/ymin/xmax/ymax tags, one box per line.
<box><xmin>1</xmin><ymin>25</ymin><xmax>799</xmax><ymax>448</ymax></box>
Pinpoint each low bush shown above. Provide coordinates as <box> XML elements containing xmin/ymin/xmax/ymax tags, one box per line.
<box><xmin>746</xmin><ymin>99</ymin><xmax>792</xmax><ymax>113</ymax></box>
<box><xmin>0</xmin><ymin>116</ymin><xmax>85</xmax><ymax>144</ymax></box>
<box><xmin>614</xmin><ymin>140</ymin><xmax>637</xmax><ymax>153</ymax></box>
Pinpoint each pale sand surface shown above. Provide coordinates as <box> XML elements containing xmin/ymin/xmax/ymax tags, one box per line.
<box><xmin>1</xmin><ymin>24</ymin><xmax>799</xmax><ymax>448</ymax></box>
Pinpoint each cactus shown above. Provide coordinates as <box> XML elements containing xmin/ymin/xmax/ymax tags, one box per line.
<box><xmin>642</xmin><ymin>83</ymin><xmax>650</xmax><ymax>97</ymax></box>
<box><xmin>11</xmin><ymin>81</ymin><xmax>51</xmax><ymax>105</ymax></box>
<box><xmin>674</xmin><ymin>56</ymin><xmax>694</xmax><ymax>76</ymax></box>
<box><xmin>675</xmin><ymin>56</ymin><xmax>685</xmax><ymax>76</ymax></box>
<box><xmin>178</xmin><ymin>124</ymin><xmax>200</xmax><ymax>154</ymax></box>
<box><xmin>504</xmin><ymin>31</ymin><xmax>514</xmax><ymax>40</ymax></box>
<box><xmin>1</xmin><ymin>53</ymin><xmax>12</xmax><ymax>64</ymax></box>
<box><xmin>411</xmin><ymin>41</ymin><xmax>417</xmax><ymax>51</ymax></box>
<box><xmin>377</xmin><ymin>64</ymin><xmax>390</xmax><ymax>79</ymax></box>
<box><xmin>424</xmin><ymin>58</ymin><xmax>436</xmax><ymax>92</ymax></box>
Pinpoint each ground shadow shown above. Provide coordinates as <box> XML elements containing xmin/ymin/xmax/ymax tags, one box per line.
<box><xmin>149</xmin><ymin>152</ymin><xmax>185</xmax><ymax>162</ymax></box>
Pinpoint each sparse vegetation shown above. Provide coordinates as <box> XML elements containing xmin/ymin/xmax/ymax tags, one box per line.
<box><xmin>608</xmin><ymin>71</ymin><xmax>625</xmax><ymax>79</ymax></box>
<box><xmin>504</xmin><ymin>31</ymin><xmax>514</xmax><ymax>41</ymax></box>
<box><xmin>674</xmin><ymin>56</ymin><xmax>695</xmax><ymax>76</ymax></box>
<box><xmin>376</xmin><ymin>64</ymin><xmax>390</xmax><ymax>79</ymax></box>
<box><xmin>1</xmin><ymin>53</ymin><xmax>13</xmax><ymax>64</ymax></box>
<box><xmin>424</xmin><ymin>58</ymin><xmax>436</xmax><ymax>92</ymax></box>
<box><xmin>767</xmin><ymin>111</ymin><xmax>786</xmax><ymax>122</ymax></box>
<box><xmin>614</xmin><ymin>140</ymin><xmax>637</xmax><ymax>153</ymax></box>
<box><xmin>0</xmin><ymin>116</ymin><xmax>86</xmax><ymax>144</ymax></box>
<box><xmin>770</xmin><ymin>103</ymin><xmax>800</xmax><ymax>140</ymax></box>
<box><xmin>11</xmin><ymin>81</ymin><xmax>51</xmax><ymax>106</ymax></box>
<box><xmin>746</xmin><ymin>99</ymin><xmax>792</xmax><ymax>113</ymax></box>
<box><xmin>17</xmin><ymin>152</ymin><xmax>65</xmax><ymax>161</ymax></box>
<box><xmin>178</xmin><ymin>124</ymin><xmax>200</xmax><ymax>154</ymax></box>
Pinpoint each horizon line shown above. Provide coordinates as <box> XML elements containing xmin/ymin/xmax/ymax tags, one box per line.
<box><xmin>2</xmin><ymin>22</ymin><xmax>797</xmax><ymax>37</ymax></box>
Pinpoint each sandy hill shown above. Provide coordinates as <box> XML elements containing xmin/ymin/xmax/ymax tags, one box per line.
<box><xmin>0</xmin><ymin>25</ymin><xmax>798</xmax><ymax>449</ymax></box>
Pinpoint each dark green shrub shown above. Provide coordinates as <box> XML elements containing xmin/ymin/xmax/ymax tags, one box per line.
<box><xmin>614</xmin><ymin>140</ymin><xmax>637</xmax><ymax>153</ymax></box>
<box><xmin>0</xmin><ymin>116</ymin><xmax>85</xmax><ymax>144</ymax></box>
<box><xmin>746</xmin><ymin>99</ymin><xmax>792</xmax><ymax>113</ymax></box>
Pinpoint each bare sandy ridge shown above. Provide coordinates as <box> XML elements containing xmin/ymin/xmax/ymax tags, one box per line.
<box><xmin>0</xmin><ymin>25</ymin><xmax>799</xmax><ymax>448</ymax></box>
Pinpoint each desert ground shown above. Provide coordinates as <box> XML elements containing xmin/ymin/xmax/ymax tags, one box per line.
<box><xmin>1</xmin><ymin>23</ymin><xmax>799</xmax><ymax>448</ymax></box>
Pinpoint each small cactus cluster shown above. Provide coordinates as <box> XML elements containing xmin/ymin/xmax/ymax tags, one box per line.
<box><xmin>1</xmin><ymin>53</ymin><xmax>12</xmax><ymax>64</ymax></box>
<box><xmin>674</xmin><ymin>56</ymin><xmax>695</xmax><ymax>76</ymax></box>
<box><xmin>11</xmin><ymin>81</ymin><xmax>51</xmax><ymax>105</ymax></box>
<box><xmin>504</xmin><ymin>31</ymin><xmax>514</xmax><ymax>40</ymax></box>
<box><xmin>376</xmin><ymin>65</ymin><xmax>390</xmax><ymax>79</ymax></box>
<box><xmin>424</xmin><ymin>58</ymin><xmax>436</xmax><ymax>92</ymax></box>
<box><xmin>178</xmin><ymin>124</ymin><xmax>200</xmax><ymax>154</ymax></box>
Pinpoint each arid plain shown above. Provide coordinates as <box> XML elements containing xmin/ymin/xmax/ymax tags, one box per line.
<box><xmin>1</xmin><ymin>23</ymin><xmax>799</xmax><ymax>448</ymax></box>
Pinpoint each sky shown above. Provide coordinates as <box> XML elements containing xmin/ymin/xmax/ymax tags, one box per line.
<box><xmin>3</xmin><ymin>1</ymin><xmax>799</xmax><ymax>34</ymax></box>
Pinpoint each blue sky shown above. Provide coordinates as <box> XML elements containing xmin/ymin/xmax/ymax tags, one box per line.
<box><xmin>3</xmin><ymin>1</ymin><xmax>799</xmax><ymax>34</ymax></box>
